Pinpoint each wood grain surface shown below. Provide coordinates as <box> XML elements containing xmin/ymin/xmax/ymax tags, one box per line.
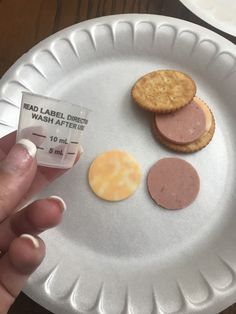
<box><xmin>0</xmin><ymin>0</ymin><xmax>235</xmax><ymax>313</ymax></box>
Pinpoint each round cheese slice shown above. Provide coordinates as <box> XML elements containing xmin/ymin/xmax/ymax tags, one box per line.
<box><xmin>88</xmin><ymin>150</ymin><xmax>141</xmax><ymax>201</ymax></box>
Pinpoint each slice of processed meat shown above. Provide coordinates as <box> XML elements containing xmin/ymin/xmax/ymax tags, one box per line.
<box><xmin>154</xmin><ymin>101</ymin><xmax>206</xmax><ymax>144</ymax></box>
<box><xmin>147</xmin><ymin>158</ymin><xmax>200</xmax><ymax>210</ymax></box>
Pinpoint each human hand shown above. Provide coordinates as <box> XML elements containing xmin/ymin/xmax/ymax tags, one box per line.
<box><xmin>0</xmin><ymin>132</ymin><xmax>81</xmax><ymax>313</ymax></box>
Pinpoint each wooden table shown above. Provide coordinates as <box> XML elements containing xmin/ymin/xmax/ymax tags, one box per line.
<box><xmin>0</xmin><ymin>0</ymin><xmax>235</xmax><ymax>313</ymax></box>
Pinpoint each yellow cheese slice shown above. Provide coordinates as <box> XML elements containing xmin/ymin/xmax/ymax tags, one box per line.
<box><xmin>88</xmin><ymin>150</ymin><xmax>141</xmax><ymax>201</ymax></box>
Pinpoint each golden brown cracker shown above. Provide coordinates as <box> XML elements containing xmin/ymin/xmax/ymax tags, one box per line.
<box><xmin>194</xmin><ymin>96</ymin><xmax>212</xmax><ymax>132</ymax></box>
<box><xmin>88</xmin><ymin>150</ymin><xmax>141</xmax><ymax>201</ymax></box>
<box><xmin>152</xmin><ymin>97</ymin><xmax>215</xmax><ymax>153</ymax></box>
<box><xmin>131</xmin><ymin>70</ymin><xmax>196</xmax><ymax>113</ymax></box>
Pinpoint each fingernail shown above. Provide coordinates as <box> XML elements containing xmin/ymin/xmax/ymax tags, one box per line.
<box><xmin>20</xmin><ymin>234</ymin><xmax>40</xmax><ymax>249</ymax></box>
<box><xmin>17</xmin><ymin>139</ymin><xmax>37</xmax><ymax>157</ymax></box>
<box><xmin>2</xmin><ymin>139</ymin><xmax>37</xmax><ymax>173</ymax></box>
<box><xmin>48</xmin><ymin>195</ymin><xmax>67</xmax><ymax>212</ymax></box>
<box><xmin>78</xmin><ymin>144</ymin><xmax>84</xmax><ymax>155</ymax></box>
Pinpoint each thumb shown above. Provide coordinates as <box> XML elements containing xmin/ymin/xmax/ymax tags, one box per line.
<box><xmin>0</xmin><ymin>139</ymin><xmax>37</xmax><ymax>222</ymax></box>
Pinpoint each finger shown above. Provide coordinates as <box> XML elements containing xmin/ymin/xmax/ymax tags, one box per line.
<box><xmin>18</xmin><ymin>126</ymin><xmax>47</xmax><ymax>147</ymax></box>
<box><xmin>0</xmin><ymin>131</ymin><xmax>16</xmax><ymax>160</ymax></box>
<box><xmin>0</xmin><ymin>235</ymin><xmax>45</xmax><ymax>313</ymax></box>
<box><xmin>0</xmin><ymin>128</ymin><xmax>46</xmax><ymax>160</ymax></box>
<box><xmin>0</xmin><ymin>196</ymin><xmax>66</xmax><ymax>253</ymax></box>
<box><xmin>0</xmin><ymin>139</ymin><xmax>37</xmax><ymax>222</ymax></box>
<box><xmin>22</xmin><ymin>145</ymin><xmax>83</xmax><ymax>203</ymax></box>
<box><xmin>0</xmin><ymin>131</ymin><xmax>83</xmax><ymax>205</ymax></box>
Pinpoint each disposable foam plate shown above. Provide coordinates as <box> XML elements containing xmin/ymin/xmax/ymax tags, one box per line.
<box><xmin>179</xmin><ymin>0</ymin><xmax>236</xmax><ymax>36</ymax></box>
<box><xmin>1</xmin><ymin>14</ymin><xmax>236</xmax><ymax>314</ymax></box>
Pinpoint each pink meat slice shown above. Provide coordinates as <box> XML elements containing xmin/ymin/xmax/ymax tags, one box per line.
<box><xmin>155</xmin><ymin>101</ymin><xmax>206</xmax><ymax>144</ymax></box>
<box><xmin>147</xmin><ymin>158</ymin><xmax>200</xmax><ymax>210</ymax></box>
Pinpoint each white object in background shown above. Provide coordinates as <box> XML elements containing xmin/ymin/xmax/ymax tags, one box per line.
<box><xmin>179</xmin><ymin>0</ymin><xmax>236</xmax><ymax>36</ymax></box>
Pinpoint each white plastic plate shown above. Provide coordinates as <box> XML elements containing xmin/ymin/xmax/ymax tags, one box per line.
<box><xmin>1</xmin><ymin>14</ymin><xmax>236</xmax><ymax>314</ymax></box>
<box><xmin>179</xmin><ymin>0</ymin><xmax>236</xmax><ymax>36</ymax></box>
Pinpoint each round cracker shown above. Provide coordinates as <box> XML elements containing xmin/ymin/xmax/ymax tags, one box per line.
<box><xmin>152</xmin><ymin>97</ymin><xmax>215</xmax><ymax>153</ymax></box>
<box><xmin>88</xmin><ymin>150</ymin><xmax>141</xmax><ymax>201</ymax></box>
<box><xmin>131</xmin><ymin>70</ymin><xmax>196</xmax><ymax>113</ymax></box>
